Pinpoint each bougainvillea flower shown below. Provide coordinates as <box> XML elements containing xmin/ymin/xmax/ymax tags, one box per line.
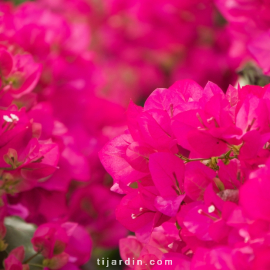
<box><xmin>4</xmin><ymin>246</ymin><xmax>28</xmax><ymax>270</ymax></box>
<box><xmin>101</xmin><ymin>79</ymin><xmax>270</xmax><ymax>269</ymax></box>
<box><xmin>31</xmin><ymin>222</ymin><xmax>71</xmax><ymax>258</ymax></box>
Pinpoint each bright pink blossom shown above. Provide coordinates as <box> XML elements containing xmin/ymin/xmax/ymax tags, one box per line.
<box><xmin>4</xmin><ymin>246</ymin><xmax>28</xmax><ymax>270</ymax></box>
<box><xmin>101</xmin><ymin>80</ymin><xmax>270</xmax><ymax>269</ymax></box>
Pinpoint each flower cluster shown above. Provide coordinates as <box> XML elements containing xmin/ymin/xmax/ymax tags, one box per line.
<box><xmin>5</xmin><ymin>222</ymin><xmax>92</xmax><ymax>270</ymax></box>
<box><xmin>0</xmin><ymin>1</ymin><xmax>128</xmax><ymax>269</ymax></box>
<box><xmin>100</xmin><ymin>79</ymin><xmax>270</xmax><ymax>269</ymax></box>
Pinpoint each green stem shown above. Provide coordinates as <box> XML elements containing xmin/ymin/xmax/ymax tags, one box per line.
<box><xmin>177</xmin><ymin>150</ymin><xmax>238</xmax><ymax>164</ymax></box>
<box><xmin>28</xmin><ymin>263</ymin><xmax>44</xmax><ymax>268</ymax></box>
<box><xmin>24</xmin><ymin>252</ymin><xmax>41</xmax><ymax>264</ymax></box>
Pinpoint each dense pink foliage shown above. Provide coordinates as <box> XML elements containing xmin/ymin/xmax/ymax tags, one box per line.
<box><xmin>101</xmin><ymin>79</ymin><xmax>270</xmax><ymax>269</ymax></box>
<box><xmin>0</xmin><ymin>1</ymin><xmax>128</xmax><ymax>269</ymax></box>
<box><xmin>1</xmin><ymin>0</ymin><xmax>270</xmax><ymax>269</ymax></box>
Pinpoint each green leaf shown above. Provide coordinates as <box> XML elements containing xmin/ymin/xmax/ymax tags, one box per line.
<box><xmin>1</xmin><ymin>217</ymin><xmax>43</xmax><ymax>270</ymax></box>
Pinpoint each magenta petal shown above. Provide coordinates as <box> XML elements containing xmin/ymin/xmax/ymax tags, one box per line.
<box><xmin>119</xmin><ymin>236</ymin><xmax>143</xmax><ymax>261</ymax></box>
<box><xmin>203</xmin><ymin>81</ymin><xmax>224</xmax><ymax>103</ymax></box>
<box><xmin>115</xmin><ymin>191</ymin><xmax>155</xmax><ymax>232</ymax></box>
<box><xmin>226</xmin><ymin>206</ymin><xmax>247</xmax><ymax>228</ymax></box>
<box><xmin>239</xmin><ymin>130</ymin><xmax>262</xmax><ymax>160</ymax></box>
<box><xmin>169</xmin><ymin>79</ymin><xmax>203</xmax><ymax>102</ymax></box>
<box><xmin>236</xmin><ymin>95</ymin><xmax>261</xmax><ymax>133</ymax></box>
<box><xmin>218</xmin><ymin>159</ymin><xmax>242</xmax><ymax>189</ymax></box>
<box><xmin>188</xmin><ymin>130</ymin><xmax>228</xmax><ymax>158</ymax></box>
<box><xmin>253</xmin><ymin>247</ymin><xmax>270</xmax><ymax>270</ymax></box>
<box><xmin>138</xmin><ymin>111</ymin><xmax>173</xmax><ymax>151</ymax></box>
<box><xmin>11</xmin><ymin>63</ymin><xmax>42</xmax><ymax>98</ymax></box>
<box><xmin>4</xmin><ymin>254</ymin><xmax>23</xmax><ymax>270</ymax></box>
<box><xmin>149</xmin><ymin>152</ymin><xmax>185</xmax><ymax>197</ymax></box>
<box><xmin>176</xmin><ymin>201</ymin><xmax>203</xmax><ymax>228</ymax></box>
<box><xmin>154</xmin><ymin>194</ymin><xmax>185</xmax><ymax>217</ymax></box>
<box><xmin>184</xmin><ymin>162</ymin><xmax>215</xmax><ymax>201</ymax></box>
<box><xmin>127</xmin><ymin>100</ymin><xmax>143</xmax><ymax>141</ymax></box>
<box><xmin>7</xmin><ymin>203</ymin><xmax>29</xmax><ymax>220</ymax></box>
<box><xmin>204</xmin><ymin>184</ymin><xmax>224</xmax><ymax>211</ymax></box>
<box><xmin>209</xmin><ymin>219</ymin><xmax>230</xmax><ymax>242</ymax></box>
<box><xmin>226</xmin><ymin>85</ymin><xmax>239</xmax><ymax>107</ymax></box>
<box><xmin>172</xmin><ymin>109</ymin><xmax>205</xmax><ymax>150</ymax></box>
<box><xmin>10</xmin><ymin>246</ymin><xmax>25</xmax><ymax>262</ymax></box>
<box><xmin>65</xmin><ymin>225</ymin><xmax>92</xmax><ymax>266</ymax></box>
<box><xmin>144</xmin><ymin>88</ymin><xmax>168</xmax><ymax>112</ymax></box>
<box><xmin>0</xmin><ymin>48</ymin><xmax>13</xmax><ymax>77</ymax></box>
<box><xmin>126</xmin><ymin>142</ymin><xmax>154</xmax><ymax>172</ymax></box>
<box><xmin>38</xmin><ymin>143</ymin><xmax>59</xmax><ymax>167</ymax></box>
<box><xmin>240</xmin><ymin>131</ymin><xmax>270</xmax><ymax>160</ymax></box>
<box><xmin>191</xmin><ymin>247</ymin><xmax>234</xmax><ymax>270</ymax></box>
<box><xmin>183</xmin><ymin>205</ymin><xmax>214</xmax><ymax>241</ymax></box>
<box><xmin>240</xmin><ymin>175</ymin><xmax>270</xmax><ymax>221</ymax></box>
<box><xmin>21</xmin><ymin>163</ymin><xmax>57</xmax><ymax>181</ymax></box>
<box><xmin>110</xmin><ymin>182</ymin><xmax>132</xmax><ymax>194</ymax></box>
<box><xmin>135</xmin><ymin>218</ymin><xmax>155</xmax><ymax>244</ymax></box>
<box><xmin>249</xmin><ymin>31</ymin><xmax>270</xmax><ymax>73</ymax></box>
<box><xmin>139</xmin><ymin>184</ymin><xmax>158</xmax><ymax>212</ymax></box>
<box><xmin>99</xmin><ymin>133</ymin><xmax>148</xmax><ymax>187</ymax></box>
